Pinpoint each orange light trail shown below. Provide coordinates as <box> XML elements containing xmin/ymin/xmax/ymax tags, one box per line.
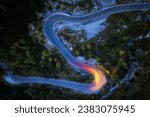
<box><xmin>78</xmin><ymin>64</ymin><xmax>107</xmax><ymax>92</ymax></box>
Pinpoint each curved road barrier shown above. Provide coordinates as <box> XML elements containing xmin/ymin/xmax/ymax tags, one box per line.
<box><xmin>1</xmin><ymin>3</ymin><xmax>150</xmax><ymax>94</ymax></box>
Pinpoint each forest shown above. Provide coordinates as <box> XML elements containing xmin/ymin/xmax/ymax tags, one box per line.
<box><xmin>0</xmin><ymin>0</ymin><xmax>150</xmax><ymax>99</ymax></box>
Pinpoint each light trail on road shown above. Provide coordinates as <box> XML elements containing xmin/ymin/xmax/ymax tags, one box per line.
<box><xmin>1</xmin><ymin>3</ymin><xmax>150</xmax><ymax>94</ymax></box>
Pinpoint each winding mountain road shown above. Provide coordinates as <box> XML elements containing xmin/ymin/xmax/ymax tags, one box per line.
<box><xmin>1</xmin><ymin>3</ymin><xmax>150</xmax><ymax>94</ymax></box>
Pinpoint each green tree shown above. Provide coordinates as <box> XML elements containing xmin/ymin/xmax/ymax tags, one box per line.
<box><xmin>75</xmin><ymin>50</ymin><xmax>80</xmax><ymax>56</ymax></box>
<box><xmin>56</xmin><ymin>62</ymin><xmax>61</xmax><ymax>68</ymax></box>
<box><xmin>86</xmin><ymin>43</ymin><xmax>92</xmax><ymax>49</ymax></box>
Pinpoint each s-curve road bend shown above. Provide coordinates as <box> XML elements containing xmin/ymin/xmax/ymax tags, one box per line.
<box><xmin>2</xmin><ymin>3</ymin><xmax>150</xmax><ymax>94</ymax></box>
